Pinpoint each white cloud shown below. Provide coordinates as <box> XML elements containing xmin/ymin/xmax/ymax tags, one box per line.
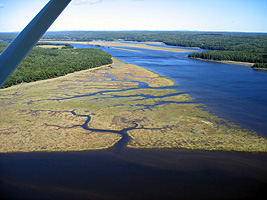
<box><xmin>0</xmin><ymin>3</ymin><xmax>4</xmax><ymax>8</ymax></box>
<box><xmin>73</xmin><ymin>0</ymin><xmax>101</xmax><ymax>5</ymax></box>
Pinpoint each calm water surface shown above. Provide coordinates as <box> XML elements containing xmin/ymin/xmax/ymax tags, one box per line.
<box><xmin>1</xmin><ymin>149</ymin><xmax>266</xmax><ymax>200</ymax></box>
<box><xmin>1</xmin><ymin>42</ymin><xmax>266</xmax><ymax>200</ymax></box>
<box><xmin>74</xmin><ymin>42</ymin><xmax>267</xmax><ymax>137</ymax></box>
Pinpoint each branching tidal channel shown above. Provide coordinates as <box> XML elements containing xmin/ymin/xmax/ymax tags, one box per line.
<box><xmin>25</xmin><ymin>66</ymin><xmax>192</xmax><ymax>151</ymax></box>
<box><xmin>2</xmin><ymin>60</ymin><xmax>266</xmax><ymax>153</ymax></box>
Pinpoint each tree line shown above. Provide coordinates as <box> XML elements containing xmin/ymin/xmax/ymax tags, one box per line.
<box><xmin>42</xmin><ymin>31</ymin><xmax>267</xmax><ymax>69</ymax></box>
<box><xmin>1</xmin><ymin>31</ymin><xmax>267</xmax><ymax>69</ymax></box>
<box><xmin>188</xmin><ymin>50</ymin><xmax>266</xmax><ymax>63</ymax></box>
<box><xmin>0</xmin><ymin>42</ymin><xmax>112</xmax><ymax>88</ymax></box>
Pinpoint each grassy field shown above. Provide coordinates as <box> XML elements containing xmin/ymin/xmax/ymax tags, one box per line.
<box><xmin>0</xmin><ymin>58</ymin><xmax>266</xmax><ymax>153</ymax></box>
<box><xmin>37</xmin><ymin>45</ymin><xmax>65</xmax><ymax>49</ymax></box>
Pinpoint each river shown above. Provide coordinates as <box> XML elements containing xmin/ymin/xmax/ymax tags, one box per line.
<box><xmin>0</xmin><ymin>42</ymin><xmax>266</xmax><ymax>200</ymax></box>
<box><xmin>72</xmin><ymin>42</ymin><xmax>267</xmax><ymax>137</ymax></box>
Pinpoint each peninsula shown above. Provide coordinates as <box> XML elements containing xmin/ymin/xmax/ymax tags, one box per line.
<box><xmin>1</xmin><ymin>58</ymin><xmax>266</xmax><ymax>153</ymax></box>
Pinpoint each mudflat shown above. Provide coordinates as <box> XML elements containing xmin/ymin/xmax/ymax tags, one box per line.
<box><xmin>0</xmin><ymin>58</ymin><xmax>266</xmax><ymax>153</ymax></box>
<box><xmin>41</xmin><ymin>40</ymin><xmax>196</xmax><ymax>53</ymax></box>
<box><xmin>89</xmin><ymin>41</ymin><xmax>196</xmax><ymax>53</ymax></box>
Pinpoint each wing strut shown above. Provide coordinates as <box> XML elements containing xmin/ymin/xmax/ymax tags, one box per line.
<box><xmin>0</xmin><ymin>0</ymin><xmax>71</xmax><ymax>88</ymax></box>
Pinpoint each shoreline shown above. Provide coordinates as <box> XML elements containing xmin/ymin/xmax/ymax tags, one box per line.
<box><xmin>190</xmin><ymin>57</ymin><xmax>254</xmax><ymax>67</ymax></box>
<box><xmin>0</xmin><ymin>62</ymin><xmax>114</xmax><ymax>92</ymax></box>
<box><xmin>40</xmin><ymin>40</ymin><xmax>263</xmax><ymax>68</ymax></box>
<box><xmin>253</xmin><ymin>67</ymin><xmax>267</xmax><ymax>71</ymax></box>
<box><xmin>1</xmin><ymin>57</ymin><xmax>266</xmax><ymax>153</ymax></box>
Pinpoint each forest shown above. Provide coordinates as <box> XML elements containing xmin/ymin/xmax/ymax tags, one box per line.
<box><xmin>41</xmin><ymin>31</ymin><xmax>267</xmax><ymax>69</ymax></box>
<box><xmin>0</xmin><ymin>42</ymin><xmax>112</xmax><ymax>88</ymax></box>
<box><xmin>1</xmin><ymin>31</ymin><xmax>267</xmax><ymax>72</ymax></box>
<box><xmin>37</xmin><ymin>31</ymin><xmax>266</xmax><ymax>68</ymax></box>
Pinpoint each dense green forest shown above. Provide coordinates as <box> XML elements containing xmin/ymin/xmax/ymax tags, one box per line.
<box><xmin>188</xmin><ymin>50</ymin><xmax>266</xmax><ymax>64</ymax></box>
<box><xmin>0</xmin><ymin>42</ymin><xmax>112</xmax><ymax>88</ymax></box>
<box><xmin>1</xmin><ymin>31</ymin><xmax>267</xmax><ymax>69</ymax></box>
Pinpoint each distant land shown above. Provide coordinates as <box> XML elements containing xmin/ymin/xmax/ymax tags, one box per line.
<box><xmin>1</xmin><ymin>31</ymin><xmax>266</xmax><ymax>69</ymax></box>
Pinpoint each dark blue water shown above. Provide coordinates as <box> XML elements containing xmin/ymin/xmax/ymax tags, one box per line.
<box><xmin>73</xmin><ymin>43</ymin><xmax>267</xmax><ymax>137</ymax></box>
<box><xmin>1</xmin><ymin>149</ymin><xmax>266</xmax><ymax>200</ymax></box>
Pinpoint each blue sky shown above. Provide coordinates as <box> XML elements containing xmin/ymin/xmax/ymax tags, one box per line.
<box><xmin>0</xmin><ymin>0</ymin><xmax>266</xmax><ymax>32</ymax></box>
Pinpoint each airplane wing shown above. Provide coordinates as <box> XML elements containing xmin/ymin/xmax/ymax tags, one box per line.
<box><xmin>0</xmin><ymin>0</ymin><xmax>71</xmax><ymax>88</ymax></box>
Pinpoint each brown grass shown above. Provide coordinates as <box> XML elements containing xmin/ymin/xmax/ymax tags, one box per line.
<box><xmin>37</xmin><ymin>45</ymin><xmax>64</xmax><ymax>49</ymax></box>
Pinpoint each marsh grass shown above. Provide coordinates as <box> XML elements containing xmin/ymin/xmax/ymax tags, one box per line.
<box><xmin>0</xmin><ymin>59</ymin><xmax>266</xmax><ymax>153</ymax></box>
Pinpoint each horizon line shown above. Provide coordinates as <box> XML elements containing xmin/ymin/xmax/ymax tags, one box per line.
<box><xmin>1</xmin><ymin>30</ymin><xmax>267</xmax><ymax>34</ymax></box>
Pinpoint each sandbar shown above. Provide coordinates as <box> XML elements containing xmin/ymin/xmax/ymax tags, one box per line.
<box><xmin>41</xmin><ymin>40</ymin><xmax>196</xmax><ymax>53</ymax></box>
